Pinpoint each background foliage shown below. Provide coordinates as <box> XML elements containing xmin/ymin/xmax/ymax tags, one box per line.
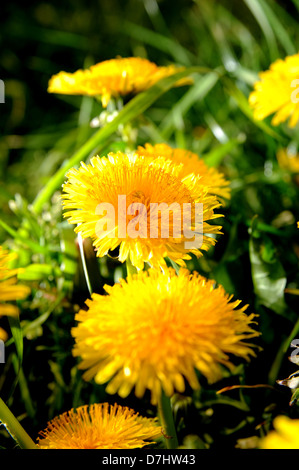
<box><xmin>1</xmin><ymin>0</ymin><xmax>299</xmax><ymax>449</ymax></box>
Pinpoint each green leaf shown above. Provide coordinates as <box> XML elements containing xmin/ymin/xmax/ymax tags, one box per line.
<box><xmin>203</xmin><ymin>136</ymin><xmax>245</xmax><ymax>167</ymax></box>
<box><xmin>11</xmin><ymin>354</ymin><xmax>35</xmax><ymax>420</ymax></box>
<box><xmin>8</xmin><ymin>315</ymin><xmax>23</xmax><ymax>373</ymax></box>
<box><xmin>0</xmin><ymin>218</ymin><xmax>48</xmax><ymax>254</ymax></box>
<box><xmin>257</xmin><ymin>0</ymin><xmax>296</xmax><ymax>55</ymax></box>
<box><xmin>243</xmin><ymin>0</ymin><xmax>279</xmax><ymax>61</ymax></box>
<box><xmin>160</xmin><ymin>72</ymin><xmax>221</xmax><ymax>140</ymax></box>
<box><xmin>17</xmin><ymin>263</ymin><xmax>60</xmax><ymax>281</ymax></box>
<box><xmin>122</xmin><ymin>21</ymin><xmax>195</xmax><ymax>65</ymax></box>
<box><xmin>290</xmin><ymin>387</ymin><xmax>299</xmax><ymax>406</ymax></box>
<box><xmin>249</xmin><ymin>231</ymin><xmax>288</xmax><ymax>315</ymax></box>
<box><xmin>5</xmin><ymin>292</ymin><xmax>66</xmax><ymax>347</ymax></box>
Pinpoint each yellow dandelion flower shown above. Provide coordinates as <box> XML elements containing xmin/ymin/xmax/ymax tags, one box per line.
<box><xmin>260</xmin><ymin>416</ymin><xmax>299</xmax><ymax>449</ymax></box>
<box><xmin>72</xmin><ymin>268</ymin><xmax>259</xmax><ymax>405</ymax></box>
<box><xmin>48</xmin><ymin>57</ymin><xmax>190</xmax><ymax>108</ymax></box>
<box><xmin>62</xmin><ymin>152</ymin><xmax>223</xmax><ymax>270</ymax></box>
<box><xmin>37</xmin><ymin>402</ymin><xmax>161</xmax><ymax>449</ymax></box>
<box><xmin>0</xmin><ymin>246</ymin><xmax>30</xmax><ymax>318</ymax></box>
<box><xmin>249</xmin><ymin>53</ymin><xmax>299</xmax><ymax>128</ymax></box>
<box><xmin>136</xmin><ymin>143</ymin><xmax>231</xmax><ymax>201</ymax></box>
<box><xmin>277</xmin><ymin>148</ymin><xmax>299</xmax><ymax>173</ymax></box>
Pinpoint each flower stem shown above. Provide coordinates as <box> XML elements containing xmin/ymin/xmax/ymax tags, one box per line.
<box><xmin>126</xmin><ymin>258</ymin><xmax>137</xmax><ymax>277</ymax></box>
<box><xmin>157</xmin><ymin>390</ymin><xmax>178</xmax><ymax>449</ymax></box>
<box><xmin>77</xmin><ymin>232</ymin><xmax>93</xmax><ymax>297</ymax></box>
<box><xmin>0</xmin><ymin>397</ymin><xmax>37</xmax><ymax>449</ymax></box>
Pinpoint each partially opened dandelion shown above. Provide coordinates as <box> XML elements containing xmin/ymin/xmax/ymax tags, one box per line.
<box><xmin>249</xmin><ymin>53</ymin><xmax>299</xmax><ymax>128</ymax></box>
<box><xmin>37</xmin><ymin>403</ymin><xmax>162</xmax><ymax>449</ymax></box>
<box><xmin>48</xmin><ymin>57</ymin><xmax>191</xmax><ymax>108</ymax></box>
<box><xmin>72</xmin><ymin>267</ymin><xmax>259</xmax><ymax>406</ymax></box>
<box><xmin>136</xmin><ymin>143</ymin><xmax>231</xmax><ymax>201</ymax></box>
<box><xmin>62</xmin><ymin>151</ymin><xmax>223</xmax><ymax>270</ymax></box>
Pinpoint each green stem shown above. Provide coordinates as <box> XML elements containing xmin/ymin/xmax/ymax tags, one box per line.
<box><xmin>32</xmin><ymin>127</ymin><xmax>108</xmax><ymax>214</ymax></box>
<box><xmin>0</xmin><ymin>397</ymin><xmax>37</xmax><ymax>449</ymax></box>
<box><xmin>157</xmin><ymin>390</ymin><xmax>178</xmax><ymax>449</ymax></box>
<box><xmin>126</xmin><ymin>258</ymin><xmax>138</xmax><ymax>277</ymax></box>
<box><xmin>77</xmin><ymin>232</ymin><xmax>93</xmax><ymax>296</ymax></box>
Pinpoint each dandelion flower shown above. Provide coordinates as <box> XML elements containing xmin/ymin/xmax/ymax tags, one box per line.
<box><xmin>62</xmin><ymin>151</ymin><xmax>223</xmax><ymax>270</ymax></box>
<box><xmin>249</xmin><ymin>53</ymin><xmax>299</xmax><ymax>128</ymax></box>
<box><xmin>72</xmin><ymin>268</ymin><xmax>259</xmax><ymax>405</ymax></box>
<box><xmin>136</xmin><ymin>143</ymin><xmax>231</xmax><ymax>201</ymax></box>
<box><xmin>0</xmin><ymin>246</ymin><xmax>30</xmax><ymax>318</ymax></box>
<box><xmin>48</xmin><ymin>57</ymin><xmax>191</xmax><ymax>107</ymax></box>
<box><xmin>37</xmin><ymin>403</ymin><xmax>161</xmax><ymax>449</ymax></box>
<box><xmin>260</xmin><ymin>416</ymin><xmax>299</xmax><ymax>449</ymax></box>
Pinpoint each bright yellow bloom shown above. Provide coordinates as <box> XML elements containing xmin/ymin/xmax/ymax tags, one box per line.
<box><xmin>249</xmin><ymin>53</ymin><xmax>299</xmax><ymax>128</ymax></box>
<box><xmin>260</xmin><ymin>416</ymin><xmax>299</xmax><ymax>449</ymax></box>
<box><xmin>0</xmin><ymin>246</ymin><xmax>30</xmax><ymax>318</ymax></box>
<box><xmin>277</xmin><ymin>148</ymin><xmax>299</xmax><ymax>173</ymax></box>
<box><xmin>72</xmin><ymin>268</ymin><xmax>259</xmax><ymax>405</ymax></box>
<box><xmin>136</xmin><ymin>143</ymin><xmax>231</xmax><ymax>201</ymax></box>
<box><xmin>62</xmin><ymin>151</ymin><xmax>223</xmax><ymax>270</ymax></box>
<box><xmin>48</xmin><ymin>57</ymin><xmax>190</xmax><ymax>107</ymax></box>
<box><xmin>37</xmin><ymin>402</ymin><xmax>161</xmax><ymax>449</ymax></box>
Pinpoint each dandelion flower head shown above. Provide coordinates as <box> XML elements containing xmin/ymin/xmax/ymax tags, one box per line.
<box><xmin>62</xmin><ymin>151</ymin><xmax>223</xmax><ymax>270</ymax></box>
<box><xmin>249</xmin><ymin>53</ymin><xmax>299</xmax><ymax>128</ymax></box>
<box><xmin>72</xmin><ymin>268</ymin><xmax>259</xmax><ymax>404</ymax></box>
<box><xmin>48</xmin><ymin>57</ymin><xmax>191</xmax><ymax>107</ymax></box>
<box><xmin>37</xmin><ymin>402</ymin><xmax>161</xmax><ymax>449</ymax></box>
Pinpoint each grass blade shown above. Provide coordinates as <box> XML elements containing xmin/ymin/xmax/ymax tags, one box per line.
<box><xmin>243</xmin><ymin>0</ymin><xmax>279</xmax><ymax>61</ymax></box>
<box><xmin>122</xmin><ymin>21</ymin><xmax>195</xmax><ymax>66</ymax></box>
<box><xmin>160</xmin><ymin>72</ymin><xmax>220</xmax><ymax>140</ymax></box>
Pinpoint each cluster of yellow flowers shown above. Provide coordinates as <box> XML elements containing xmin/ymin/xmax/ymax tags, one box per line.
<box><xmin>32</xmin><ymin>56</ymin><xmax>264</xmax><ymax>449</ymax></box>
<box><xmin>3</xmin><ymin>54</ymin><xmax>299</xmax><ymax>449</ymax></box>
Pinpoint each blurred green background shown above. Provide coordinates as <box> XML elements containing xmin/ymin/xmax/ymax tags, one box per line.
<box><xmin>1</xmin><ymin>0</ymin><xmax>299</xmax><ymax>449</ymax></box>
